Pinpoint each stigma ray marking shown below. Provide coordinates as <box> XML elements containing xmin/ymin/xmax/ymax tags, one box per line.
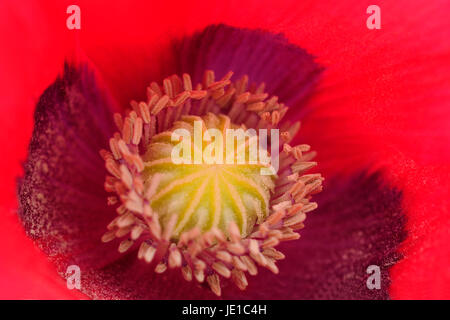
<box><xmin>221</xmin><ymin>169</ymin><xmax>270</xmax><ymax>210</ymax></box>
<box><xmin>173</xmin><ymin>176</ymin><xmax>212</xmax><ymax>236</ymax></box>
<box><xmin>221</xmin><ymin>174</ymin><xmax>248</xmax><ymax>236</ymax></box>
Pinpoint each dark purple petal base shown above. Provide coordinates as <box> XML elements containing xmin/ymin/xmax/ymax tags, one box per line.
<box><xmin>173</xmin><ymin>24</ymin><xmax>323</xmax><ymax>118</ymax></box>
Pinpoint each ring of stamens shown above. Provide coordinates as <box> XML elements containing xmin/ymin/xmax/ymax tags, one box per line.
<box><xmin>100</xmin><ymin>70</ymin><xmax>324</xmax><ymax>296</ymax></box>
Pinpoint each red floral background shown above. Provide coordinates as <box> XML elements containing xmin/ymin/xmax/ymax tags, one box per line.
<box><xmin>0</xmin><ymin>0</ymin><xmax>449</xmax><ymax>299</ymax></box>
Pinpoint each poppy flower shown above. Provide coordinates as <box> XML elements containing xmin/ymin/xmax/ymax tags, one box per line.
<box><xmin>1</xmin><ymin>0</ymin><xmax>449</xmax><ymax>300</ymax></box>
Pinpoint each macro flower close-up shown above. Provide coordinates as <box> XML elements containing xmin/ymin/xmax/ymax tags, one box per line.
<box><xmin>0</xmin><ymin>0</ymin><xmax>449</xmax><ymax>301</ymax></box>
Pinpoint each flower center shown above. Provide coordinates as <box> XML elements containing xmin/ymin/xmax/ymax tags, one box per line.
<box><xmin>100</xmin><ymin>70</ymin><xmax>323</xmax><ymax>296</ymax></box>
<box><xmin>142</xmin><ymin>113</ymin><xmax>274</xmax><ymax>240</ymax></box>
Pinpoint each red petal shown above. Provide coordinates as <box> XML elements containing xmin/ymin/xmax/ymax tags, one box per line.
<box><xmin>0</xmin><ymin>1</ymin><xmax>73</xmax><ymax>298</ymax></box>
<box><xmin>388</xmin><ymin>155</ymin><xmax>450</xmax><ymax>299</ymax></box>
